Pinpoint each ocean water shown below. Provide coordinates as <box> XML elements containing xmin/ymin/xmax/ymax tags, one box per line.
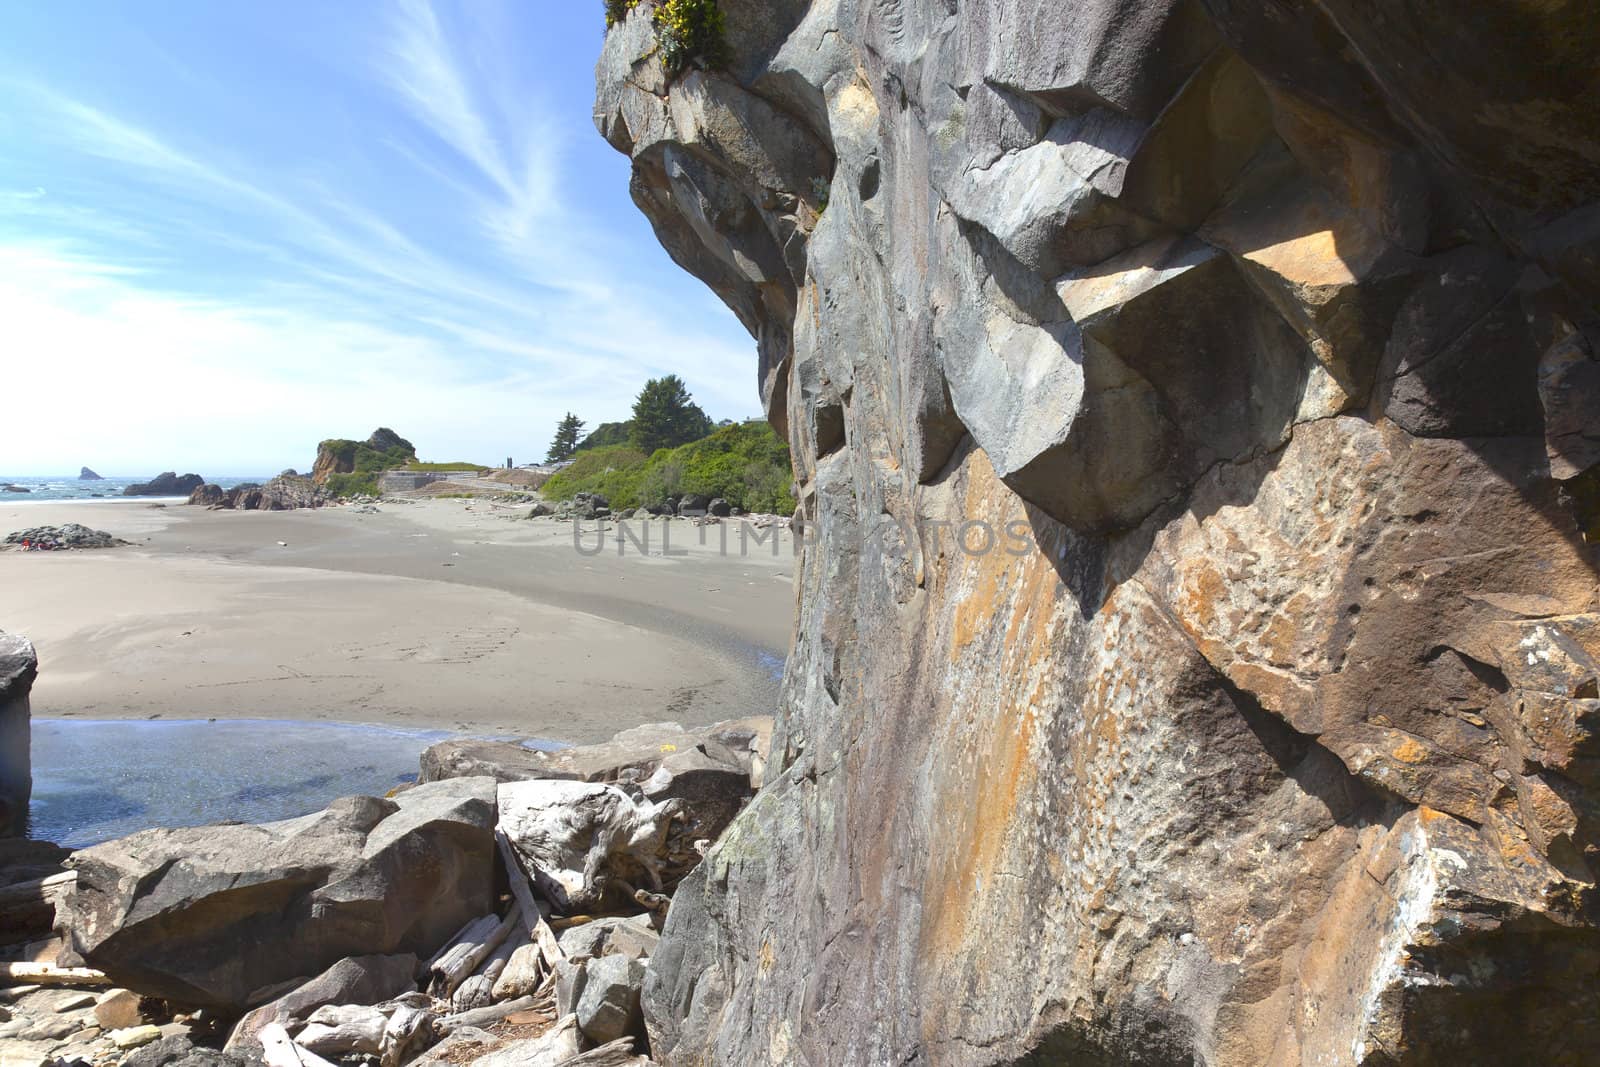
<box><xmin>27</xmin><ymin>718</ymin><xmax>559</xmax><ymax>848</ymax></box>
<box><xmin>0</xmin><ymin>475</ymin><xmax>272</xmax><ymax>502</ymax></box>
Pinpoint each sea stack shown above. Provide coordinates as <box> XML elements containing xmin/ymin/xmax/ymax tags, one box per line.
<box><xmin>123</xmin><ymin>472</ymin><xmax>205</xmax><ymax>497</ymax></box>
<box><xmin>78</xmin><ymin>467</ymin><xmax>103</xmax><ymax>480</ymax></box>
<box><xmin>0</xmin><ymin>632</ymin><xmax>37</xmax><ymax>838</ymax></box>
<box><xmin>598</xmin><ymin>2</ymin><xmax>1600</xmax><ymax>1063</ymax></box>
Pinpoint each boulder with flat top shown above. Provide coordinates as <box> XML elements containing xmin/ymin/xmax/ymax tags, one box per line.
<box><xmin>59</xmin><ymin>778</ymin><xmax>496</xmax><ymax>1009</ymax></box>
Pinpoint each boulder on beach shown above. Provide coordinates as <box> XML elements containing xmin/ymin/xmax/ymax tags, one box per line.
<box><xmin>123</xmin><ymin>472</ymin><xmax>205</xmax><ymax>497</ymax></box>
<box><xmin>4</xmin><ymin>524</ymin><xmax>128</xmax><ymax>550</ymax></box>
<box><xmin>79</xmin><ymin>467</ymin><xmax>103</xmax><ymax>480</ymax></box>
<box><xmin>60</xmin><ymin>777</ymin><xmax>498</xmax><ymax>1009</ymax></box>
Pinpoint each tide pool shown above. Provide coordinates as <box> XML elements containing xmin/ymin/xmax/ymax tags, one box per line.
<box><xmin>27</xmin><ymin>718</ymin><xmax>557</xmax><ymax>848</ymax></box>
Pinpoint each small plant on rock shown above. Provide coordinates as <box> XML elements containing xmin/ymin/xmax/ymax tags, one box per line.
<box><xmin>604</xmin><ymin>0</ymin><xmax>640</xmax><ymax>28</ymax></box>
<box><xmin>653</xmin><ymin>0</ymin><xmax>730</xmax><ymax>73</ymax></box>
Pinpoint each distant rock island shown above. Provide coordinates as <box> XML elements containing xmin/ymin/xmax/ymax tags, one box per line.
<box><xmin>78</xmin><ymin>467</ymin><xmax>103</xmax><ymax>481</ymax></box>
<box><xmin>122</xmin><ymin>472</ymin><xmax>205</xmax><ymax>497</ymax></box>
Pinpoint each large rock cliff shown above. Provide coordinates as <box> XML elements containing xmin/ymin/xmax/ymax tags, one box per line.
<box><xmin>596</xmin><ymin>2</ymin><xmax>1600</xmax><ymax>1063</ymax></box>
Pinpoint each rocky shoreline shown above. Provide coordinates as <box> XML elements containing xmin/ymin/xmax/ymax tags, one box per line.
<box><xmin>0</xmin><ymin>713</ymin><xmax>767</xmax><ymax>1067</ymax></box>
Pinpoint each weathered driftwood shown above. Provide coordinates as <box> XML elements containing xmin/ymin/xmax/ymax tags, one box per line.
<box><xmin>257</xmin><ymin>1022</ymin><xmax>341</xmax><ymax>1067</ymax></box>
<box><xmin>0</xmin><ymin>870</ymin><xmax>73</xmax><ymax>906</ymax></box>
<box><xmin>496</xmin><ymin>830</ymin><xmax>566</xmax><ymax>971</ymax></box>
<box><xmin>424</xmin><ymin>914</ymin><xmax>486</xmax><ymax>972</ymax></box>
<box><xmin>0</xmin><ymin>961</ymin><xmax>109</xmax><ymax>986</ymax></box>
<box><xmin>563</xmin><ymin>1037</ymin><xmax>651</xmax><ymax>1065</ymax></box>
<box><xmin>439</xmin><ymin>992</ymin><xmax>538</xmax><ymax>1032</ymax></box>
<box><xmin>450</xmin><ymin>971</ymin><xmax>497</xmax><ymax>1013</ymax></box>
<box><xmin>296</xmin><ymin>1004</ymin><xmax>388</xmax><ymax>1056</ymax></box>
<box><xmin>498</xmin><ymin>781</ymin><xmax>685</xmax><ymax>912</ymax></box>
<box><xmin>0</xmin><ymin>869</ymin><xmax>74</xmax><ymax>940</ymax></box>
<box><xmin>429</xmin><ymin>907</ymin><xmax>517</xmax><ymax>997</ymax></box>
<box><xmin>632</xmin><ymin>887</ymin><xmax>670</xmax><ymax>916</ymax></box>
<box><xmin>378</xmin><ymin>1003</ymin><xmax>438</xmax><ymax>1067</ymax></box>
<box><xmin>491</xmin><ymin>941</ymin><xmax>544</xmax><ymax>1001</ymax></box>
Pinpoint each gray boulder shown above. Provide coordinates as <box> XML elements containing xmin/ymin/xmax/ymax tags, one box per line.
<box><xmin>225</xmin><ymin>953</ymin><xmax>419</xmax><ymax>1052</ymax></box>
<box><xmin>557</xmin><ymin>914</ymin><xmax>660</xmax><ymax>962</ymax></box>
<box><xmin>4</xmin><ymin>524</ymin><xmax>127</xmax><ymax>550</ymax></box>
<box><xmin>575</xmin><ymin>955</ymin><xmax>645</xmax><ymax>1046</ymax></box>
<box><xmin>676</xmin><ymin>494</ymin><xmax>710</xmax><ymax>517</ymax></box>
<box><xmin>61</xmin><ymin>778</ymin><xmax>496</xmax><ymax>1009</ymax></box>
<box><xmin>706</xmin><ymin>498</ymin><xmax>731</xmax><ymax>517</ymax></box>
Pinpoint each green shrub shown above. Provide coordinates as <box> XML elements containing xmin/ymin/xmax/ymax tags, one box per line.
<box><xmin>604</xmin><ymin>0</ymin><xmax>639</xmax><ymax>28</ymax></box>
<box><xmin>653</xmin><ymin>0</ymin><xmax>730</xmax><ymax>73</ymax></box>
<box><xmin>574</xmin><ymin>421</ymin><xmax>632</xmax><ymax>453</ymax></box>
<box><xmin>542</xmin><ymin>446</ymin><xmax>650</xmax><ymax>506</ymax></box>
<box><xmin>546</xmin><ymin>422</ymin><xmax>794</xmax><ymax>514</ymax></box>
<box><xmin>325</xmin><ymin>471</ymin><xmax>379</xmax><ymax>497</ymax></box>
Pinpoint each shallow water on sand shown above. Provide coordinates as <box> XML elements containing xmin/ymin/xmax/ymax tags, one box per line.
<box><xmin>28</xmin><ymin>718</ymin><xmax>557</xmax><ymax>848</ymax></box>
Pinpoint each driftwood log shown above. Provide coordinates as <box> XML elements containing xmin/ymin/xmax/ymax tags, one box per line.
<box><xmin>0</xmin><ymin>961</ymin><xmax>109</xmax><ymax>987</ymax></box>
<box><xmin>427</xmin><ymin>910</ymin><xmax>516</xmax><ymax>998</ymax></box>
<box><xmin>257</xmin><ymin>1022</ymin><xmax>341</xmax><ymax>1067</ymax></box>
<box><xmin>439</xmin><ymin>992</ymin><xmax>540</xmax><ymax>1033</ymax></box>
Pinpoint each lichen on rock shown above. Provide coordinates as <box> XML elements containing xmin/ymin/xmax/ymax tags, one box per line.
<box><xmin>595</xmin><ymin>0</ymin><xmax>1600</xmax><ymax>1063</ymax></box>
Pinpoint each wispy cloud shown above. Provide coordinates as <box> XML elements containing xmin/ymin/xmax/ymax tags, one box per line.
<box><xmin>0</xmin><ymin>3</ymin><xmax>758</xmax><ymax>474</ymax></box>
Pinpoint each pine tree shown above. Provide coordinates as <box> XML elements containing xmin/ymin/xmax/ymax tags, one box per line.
<box><xmin>629</xmin><ymin>375</ymin><xmax>712</xmax><ymax>454</ymax></box>
<box><xmin>546</xmin><ymin>413</ymin><xmax>585</xmax><ymax>463</ymax></box>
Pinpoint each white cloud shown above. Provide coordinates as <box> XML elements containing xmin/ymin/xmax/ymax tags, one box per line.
<box><xmin>0</xmin><ymin>5</ymin><xmax>763</xmax><ymax>475</ymax></box>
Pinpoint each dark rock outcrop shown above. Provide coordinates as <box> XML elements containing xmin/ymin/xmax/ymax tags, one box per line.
<box><xmin>123</xmin><ymin>472</ymin><xmax>205</xmax><ymax>497</ymax></box>
<box><xmin>187</xmin><ymin>475</ymin><xmax>327</xmax><ymax>511</ymax></box>
<box><xmin>78</xmin><ymin>467</ymin><xmax>103</xmax><ymax>480</ymax></box>
<box><xmin>312</xmin><ymin>429</ymin><xmax>417</xmax><ymax>486</ymax></box>
<box><xmin>0</xmin><ymin>633</ymin><xmax>37</xmax><ymax>838</ymax></box>
<box><xmin>60</xmin><ymin>778</ymin><xmax>497</xmax><ymax>1009</ymax></box>
<box><xmin>598</xmin><ymin>2</ymin><xmax>1600</xmax><ymax>1064</ymax></box>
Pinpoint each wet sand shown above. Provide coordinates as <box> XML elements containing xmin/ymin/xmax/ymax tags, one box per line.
<box><xmin>0</xmin><ymin>499</ymin><xmax>795</xmax><ymax>743</ymax></box>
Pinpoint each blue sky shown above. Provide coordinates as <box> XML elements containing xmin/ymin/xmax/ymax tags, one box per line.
<box><xmin>0</xmin><ymin>1</ymin><xmax>755</xmax><ymax>475</ymax></box>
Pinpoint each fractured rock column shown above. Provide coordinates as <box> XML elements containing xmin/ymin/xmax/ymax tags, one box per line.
<box><xmin>596</xmin><ymin>1</ymin><xmax>1600</xmax><ymax>1063</ymax></box>
<box><xmin>0</xmin><ymin>632</ymin><xmax>37</xmax><ymax>838</ymax></box>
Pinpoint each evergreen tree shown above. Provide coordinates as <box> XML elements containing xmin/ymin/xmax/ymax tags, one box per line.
<box><xmin>629</xmin><ymin>375</ymin><xmax>712</xmax><ymax>454</ymax></box>
<box><xmin>546</xmin><ymin>412</ymin><xmax>585</xmax><ymax>463</ymax></box>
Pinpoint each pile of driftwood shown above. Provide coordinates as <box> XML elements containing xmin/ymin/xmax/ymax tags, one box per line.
<box><xmin>234</xmin><ymin>796</ymin><xmax>672</xmax><ymax>1067</ymax></box>
<box><xmin>2</xmin><ymin>719</ymin><xmax>768</xmax><ymax>1067</ymax></box>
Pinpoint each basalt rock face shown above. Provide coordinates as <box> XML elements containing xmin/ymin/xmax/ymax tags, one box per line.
<box><xmin>0</xmin><ymin>633</ymin><xmax>36</xmax><ymax>838</ymax></box>
<box><xmin>598</xmin><ymin>3</ymin><xmax>1600</xmax><ymax>1065</ymax></box>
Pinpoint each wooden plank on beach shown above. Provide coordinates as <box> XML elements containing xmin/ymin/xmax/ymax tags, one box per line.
<box><xmin>0</xmin><ymin>961</ymin><xmax>110</xmax><ymax>987</ymax></box>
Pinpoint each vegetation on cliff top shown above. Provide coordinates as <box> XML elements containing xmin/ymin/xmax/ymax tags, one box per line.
<box><xmin>542</xmin><ymin>421</ymin><xmax>794</xmax><ymax>514</ymax></box>
<box><xmin>604</xmin><ymin>0</ymin><xmax>729</xmax><ymax>73</ymax></box>
<box><xmin>575</xmin><ymin>420</ymin><xmax>632</xmax><ymax>453</ymax></box>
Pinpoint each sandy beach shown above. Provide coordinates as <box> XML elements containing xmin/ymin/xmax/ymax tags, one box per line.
<box><xmin>0</xmin><ymin>498</ymin><xmax>796</xmax><ymax>743</ymax></box>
